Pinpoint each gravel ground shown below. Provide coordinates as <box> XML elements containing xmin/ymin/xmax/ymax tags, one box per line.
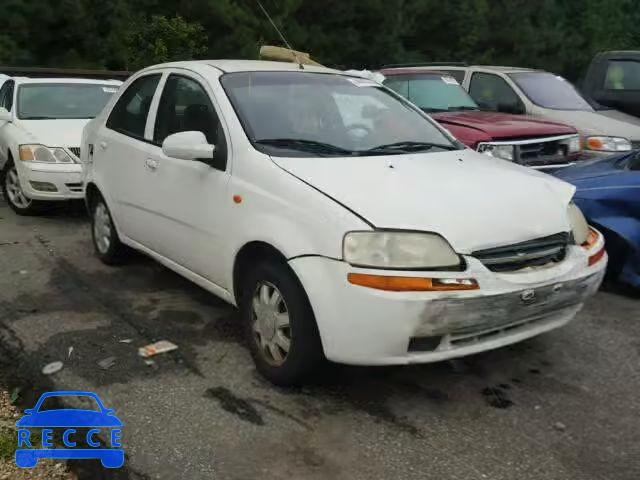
<box><xmin>0</xmin><ymin>388</ymin><xmax>71</xmax><ymax>480</ymax></box>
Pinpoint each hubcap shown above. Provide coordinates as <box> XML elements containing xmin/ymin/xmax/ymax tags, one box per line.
<box><xmin>251</xmin><ymin>281</ymin><xmax>291</xmax><ymax>366</ymax></box>
<box><xmin>93</xmin><ymin>202</ymin><xmax>112</xmax><ymax>254</ymax></box>
<box><xmin>5</xmin><ymin>167</ymin><xmax>31</xmax><ymax>209</ymax></box>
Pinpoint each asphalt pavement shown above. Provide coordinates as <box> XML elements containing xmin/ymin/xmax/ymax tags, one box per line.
<box><xmin>0</xmin><ymin>196</ymin><xmax>639</xmax><ymax>480</ymax></box>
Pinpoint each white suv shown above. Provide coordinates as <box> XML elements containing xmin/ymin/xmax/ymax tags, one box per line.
<box><xmin>82</xmin><ymin>60</ymin><xmax>607</xmax><ymax>385</ymax></box>
<box><xmin>0</xmin><ymin>77</ymin><xmax>121</xmax><ymax>214</ymax></box>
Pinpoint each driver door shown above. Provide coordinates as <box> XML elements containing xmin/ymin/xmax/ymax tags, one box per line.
<box><xmin>142</xmin><ymin>71</ymin><xmax>231</xmax><ymax>287</ymax></box>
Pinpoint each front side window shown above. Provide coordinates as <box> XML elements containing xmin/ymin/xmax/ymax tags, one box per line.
<box><xmin>106</xmin><ymin>74</ymin><xmax>161</xmax><ymax>139</ymax></box>
<box><xmin>384</xmin><ymin>74</ymin><xmax>478</xmax><ymax>113</ymax></box>
<box><xmin>469</xmin><ymin>72</ymin><xmax>524</xmax><ymax>113</ymax></box>
<box><xmin>604</xmin><ymin>60</ymin><xmax>640</xmax><ymax>91</ymax></box>
<box><xmin>154</xmin><ymin>75</ymin><xmax>222</xmax><ymax>146</ymax></box>
<box><xmin>509</xmin><ymin>72</ymin><xmax>593</xmax><ymax>110</ymax></box>
<box><xmin>220</xmin><ymin>71</ymin><xmax>458</xmax><ymax>157</ymax></box>
<box><xmin>17</xmin><ymin>83</ymin><xmax>118</xmax><ymax>120</ymax></box>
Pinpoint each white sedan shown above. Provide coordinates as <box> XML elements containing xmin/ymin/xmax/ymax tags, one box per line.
<box><xmin>82</xmin><ymin>60</ymin><xmax>607</xmax><ymax>385</ymax></box>
<box><xmin>0</xmin><ymin>77</ymin><xmax>121</xmax><ymax>215</ymax></box>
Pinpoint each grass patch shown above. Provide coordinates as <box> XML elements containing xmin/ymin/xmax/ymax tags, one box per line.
<box><xmin>0</xmin><ymin>428</ymin><xmax>15</xmax><ymax>460</ymax></box>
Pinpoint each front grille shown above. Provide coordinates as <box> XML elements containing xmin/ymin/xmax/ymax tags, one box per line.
<box><xmin>473</xmin><ymin>233</ymin><xmax>569</xmax><ymax>272</ymax></box>
<box><xmin>515</xmin><ymin>138</ymin><xmax>571</xmax><ymax>167</ymax></box>
<box><xmin>65</xmin><ymin>182</ymin><xmax>84</xmax><ymax>193</ymax></box>
<box><xmin>68</xmin><ymin>147</ymin><xmax>81</xmax><ymax>158</ymax></box>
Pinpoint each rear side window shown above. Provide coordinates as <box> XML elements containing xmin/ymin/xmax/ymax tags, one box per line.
<box><xmin>0</xmin><ymin>81</ymin><xmax>14</xmax><ymax>112</ymax></box>
<box><xmin>469</xmin><ymin>72</ymin><xmax>521</xmax><ymax>112</ymax></box>
<box><xmin>604</xmin><ymin>60</ymin><xmax>640</xmax><ymax>90</ymax></box>
<box><xmin>153</xmin><ymin>74</ymin><xmax>222</xmax><ymax>145</ymax></box>
<box><xmin>106</xmin><ymin>74</ymin><xmax>161</xmax><ymax>139</ymax></box>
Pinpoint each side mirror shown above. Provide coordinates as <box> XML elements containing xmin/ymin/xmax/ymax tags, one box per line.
<box><xmin>162</xmin><ymin>131</ymin><xmax>215</xmax><ymax>162</ymax></box>
<box><xmin>23</xmin><ymin>409</ymin><xmax>34</xmax><ymax>415</ymax></box>
<box><xmin>105</xmin><ymin>409</ymin><xmax>115</xmax><ymax>415</ymax></box>
<box><xmin>0</xmin><ymin>107</ymin><xmax>11</xmax><ymax>122</ymax></box>
<box><xmin>497</xmin><ymin>101</ymin><xmax>525</xmax><ymax>115</ymax></box>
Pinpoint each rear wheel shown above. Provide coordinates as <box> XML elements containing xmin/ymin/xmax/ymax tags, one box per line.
<box><xmin>1</xmin><ymin>160</ymin><xmax>44</xmax><ymax>215</ymax></box>
<box><xmin>91</xmin><ymin>195</ymin><xmax>128</xmax><ymax>265</ymax></box>
<box><xmin>241</xmin><ymin>261</ymin><xmax>325</xmax><ymax>386</ymax></box>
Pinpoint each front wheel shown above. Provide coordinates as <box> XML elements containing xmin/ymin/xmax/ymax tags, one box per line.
<box><xmin>1</xmin><ymin>160</ymin><xmax>43</xmax><ymax>215</ymax></box>
<box><xmin>241</xmin><ymin>261</ymin><xmax>325</xmax><ymax>386</ymax></box>
<box><xmin>91</xmin><ymin>196</ymin><xmax>128</xmax><ymax>265</ymax></box>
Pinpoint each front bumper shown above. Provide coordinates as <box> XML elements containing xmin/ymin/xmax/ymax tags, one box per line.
<box><xmin>289</xmin><ymin>240</ymin><xmax>606</xmax><ymax>365</ymax></box>
<box><xmin>16</xmin><ymin>161</ymin><xmax>84</xmax><ymax>201</ymax></box>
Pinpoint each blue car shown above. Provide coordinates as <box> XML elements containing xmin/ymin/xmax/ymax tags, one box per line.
<box><xmin>15</xmin><ymin>391</ymin><xmax>123</xmax><ymax>468</ymax></box>
<box><xmin>555</xmin><ymin>151</ymin><xmax>640</xmax><ymax>288</ymax></box>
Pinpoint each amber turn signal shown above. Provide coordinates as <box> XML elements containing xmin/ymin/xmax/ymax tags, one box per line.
<box><xmin>588</xmin><ymin>247</ymin><xmax>606</xmax><ymax>266</ymax></box>
<box><xmin>347</xmin><ymin>273</ymin><xmax>479</xmax><ymax>292</ymax></box>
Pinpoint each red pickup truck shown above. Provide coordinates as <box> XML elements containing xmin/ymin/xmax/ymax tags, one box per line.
<box><xmin>378</xmin><ymin>67</ymin><xmax>581</xmax><ymax>169</ymax></box>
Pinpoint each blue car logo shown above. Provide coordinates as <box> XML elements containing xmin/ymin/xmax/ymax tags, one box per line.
<box><xmin>16</xmin><ymin>391</ymin><xmax>123</xmax><ymax>468</ymax></box>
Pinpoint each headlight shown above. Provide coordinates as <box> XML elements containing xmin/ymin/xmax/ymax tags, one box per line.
<box><xmin>568</xmin><ymin>202</ymin><xmax>589</xmax><ymax>245</ymax></box>
<box><xmin>585</xmin><ymin>136</ymin><xmax>631</xmax><ymax>152</ymax></box>
<box><xmin>19</xmin><ymin>145</ymin><xmax>75</xmax><ymax>164</ymax></box>
<box><xmin>343</xmin><ymin>231</ymin><xmax>461</xmax><ymax>269</ymax></box>
<box><xmin>477</xmin><ymin>143</ymin><xmax>514</xmax><ymax>161</ymax></box>
<box><xmin>563</xmin><ymin>135</ymin><xmax>581</xmax><ymax>153</ymax></box>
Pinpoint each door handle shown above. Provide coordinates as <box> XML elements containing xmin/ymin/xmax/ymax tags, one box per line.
<box><xmin>99</xmin><ymin>141</ymin><xmax>107</xmax><ymax>151</ymax></box>
<box><xmin>145</xmin><ymin>158</ymin><xmax>159</xmax><ymax>170</ymax></box>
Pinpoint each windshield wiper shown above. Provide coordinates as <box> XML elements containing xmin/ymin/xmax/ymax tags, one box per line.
<box><xmin>362</xmin><ymin>141</ymin><xmax>458</xmax><ymax>154</ymax></box>
<box><xmin>255</xmin><ymin>138</ymin><xmax>354</xmax><ymax>156</ymax></box>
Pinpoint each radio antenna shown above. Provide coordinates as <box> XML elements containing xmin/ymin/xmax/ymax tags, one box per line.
<box><xmin>256</xmin><ymin>0</ymin><xmax>304</xmax><ymax>70</ymax></box>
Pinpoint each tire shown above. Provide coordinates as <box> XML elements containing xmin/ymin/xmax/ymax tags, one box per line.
<box><xmin>602</xmin><ymin>229</ymin><xmax>629</xmax><ymax>286</ymax></box>
<box><xmin>240</xmin><ymin>260</ymin><xmax>325</xmax><ymax>386</ymax></box>
<box><xmin>1</xmin><ymin>159</ymin><xmax>44</xmax><ymax>215</ymax></box>
<box><xmin>91</xmin><ymin>195</ymin><xmax>128</xmax><ymax>265</ymax></box>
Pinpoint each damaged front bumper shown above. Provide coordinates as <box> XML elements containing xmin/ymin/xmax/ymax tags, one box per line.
<box><xmin>289</xmin><ymin>239</ymin><xmax>606</xmax><ymax>365</ymax></box>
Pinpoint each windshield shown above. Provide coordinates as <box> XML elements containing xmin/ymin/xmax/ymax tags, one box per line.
<box><xmin>508</xmin><ymin>72</ymin><xmax>593</xmax><ymax>111</ymax></box>
<box><xmin>220</xmin><ymin>71</ymin><xmax>459</xmax><ymax>157</ymax></box>
<box><xmin>18</xmin><ymin>83</ymin><xmax>119</xmax><ymax>120</ymax></box>
<box><xmin>384</xmin><ymin>74</ymin><xmax>479</xmax><ymax>112</ymax></box>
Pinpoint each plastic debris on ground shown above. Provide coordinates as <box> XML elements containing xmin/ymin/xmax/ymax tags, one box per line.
<box><xmin>119</xmin><ymin>338</ymin><xmax>133</xmax><ymax>344</ymax></box>
<box><xmin>138</xmin><ymin>340</ymin><xmax>178</xmax><ymax>358</ymax></box>
<box><xmin>97</xmin><ymin>356</ymin><xmax>117</xmax><ymax>370</ymax></box>
<box><xmin>42</xmin><ymin>361</ymin><xmax>63</xmax><ymax>375</ymax></box>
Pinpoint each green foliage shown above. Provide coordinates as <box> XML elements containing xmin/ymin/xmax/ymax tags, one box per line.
<box><xmin>0</xmin><ymin>0</ymin><xmax>637</xmax><ymax>80</ymax></box>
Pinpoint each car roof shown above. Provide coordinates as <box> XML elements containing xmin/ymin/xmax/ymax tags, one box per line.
<box><xmin>378</xmin><ymin>68</ymin><xmax>450</xmax><ymax>76</ymax></box>
<box><xmin>141</xmin><ymin>59</ymin><xmax>339</xmax><ymax>75</ymax></box>
<box><xmin>13</xmin><ymin>77</ymin><xmax>122</xmax><ymax>85</ymax></box>
<box><xmin>383</xmin><ymin>65</ymin><xmax>541</xmax><ymax>74</ymax></box>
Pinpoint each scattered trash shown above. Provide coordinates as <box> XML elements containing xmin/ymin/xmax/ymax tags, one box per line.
<box><xmin>19</xmin><ymin>270</ymin><xmax>28</xmax><ymax>275</ymax></box>
<box><xmin>144</xmin><ymin>359</ymin><xmax>155</xmax><ymax>367</ymax></box>
<box><xmin>534</xmin><ymin>405</ymin><xmax>542</xmax><ymax>411</ymax></box>
<box><xmin>119</xmin><ymin>338</ymin><xmax>133</xmax><ymax>344</ymax></box>
<box><xmin>553</xmin><ymin>421</ymin><xmax>567</xmax><ymax>432</ymax></box>
<box><xmin>68</xmin><ymin>346</ymin><xmax>74</xmax><ymax>359</ymax></box>
<box><xmin>10</xmin><ymin>387</ymin><xmax>21</xmax><ymax>405</ymax></box>
<box><xmin>42</xmin><ymin>361</ymin><xmax>64</xmax><ymax>375</ymax></box>
<box><xmin>97</xmin><ymin>356</ymin><xmax>117</xmax><ymax>370</ymax></box>
<box><xmin>138</xmin><ymin>340</ymin><xmax>178</xmax><ymax>358</ymax></box>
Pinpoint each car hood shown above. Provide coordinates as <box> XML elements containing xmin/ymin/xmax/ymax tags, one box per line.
<box><xmin>272</xmin><ymin>150</ymin><xmax>575</xmax><ymax>253</ymax></box>
<box><xmin>596</xmin><ymin>108</ymin><xmax>640</xmax><ymax>127</ymax></box>
<box><xmin>534</xmin><ymin>109</ymin><xmax>640</xmax><ymax>139</ymax></box>
<box><xmin>16</xmin><ymin>409</ymin><xmax>123</xmax><ymax>427</ymax></box>
<box><xmin>18</xmin><ymin>119</ymin><xmax>90</xmax><ymax>147</ymax></box>
<box><xmin>554</xmin><ymin>153</ymin><xmax>629</xmax><ymax>182</ymax></box>
<box><xmin>431</xmin><ymin>111</ymin><xmax>576</xmax><ymax>139</ymax></box>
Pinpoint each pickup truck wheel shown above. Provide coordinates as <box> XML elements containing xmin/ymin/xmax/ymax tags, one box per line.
<box><xmin>241</xmin><ymin>261</ymin><xmax>324</xmax><ymax>386</ymax></box>
<box><xmin>1</xmin><ymin>160</ymin><xmax>44</xmax><ymax>215</ymax></box>
<box><xmin>91</xmin><ymin>196</ymin><xmax>128</xmax><ymax>265</ymax></box>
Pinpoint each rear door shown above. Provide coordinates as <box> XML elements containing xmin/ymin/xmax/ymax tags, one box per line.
<box><xmin>91</xmin><ymin>73</ymin><xmax>163</xmax><ymax>245</ymax></box>
<box><xmin>142</xmin><ymin>70</ymin><xmax>231</xmax><ymax>286</ymax></box>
